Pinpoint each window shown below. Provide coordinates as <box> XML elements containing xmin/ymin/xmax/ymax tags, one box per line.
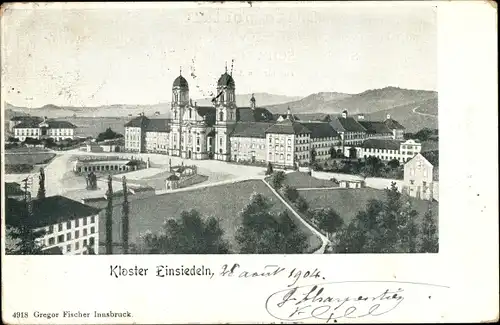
<box><xmin>67</xmin><ymin>244</ymin><xmax>71</xmax><ymax>252</ymax></box>
<box><xmin>269</xmin><ymin>137</ymin><xmax>272</xmax><ymax>143</ymax></box>
<box><xmin>219</xmin><ymin>111</ymin><xmax>224</xmax><ymax>121</ymax></box>
<box><xmin>75</xmin><ymin>242</ymin><xmax>79</xmax><ymax>250</ymax></box>
<box><xmin>75</xmin><ymin>230</ymin><xmax>79</xmax><ymax>239</ymax></box>
<box><xmin>58</xmin><ymin>235</ymin><xmax>64</xmax><ymax>243</ymax></box>
<box><xmin>287</xmin><ymin>146</ymin><xmax>291</xmax><ymax>151</ymax></box>
<box><xmin>48</xmin><ymin>225</ymin><xmax>54</xmax><ymax>234</ymax></box>
<box><xmin>83</xmin><ymin>239</ymin><xmax>88</xmax><ymax>247</ymax></box>
<box><xmin>410</xmin><ymin>180</ymin><xmax>415</xmax><ymax>185</ymax></box>
<box><xmin>83</xmin><ymin>218</ymin><xmax>87</xmax><ymax>226</ymax></box>
<box><xmin>423</xmin><ymin>181</ymin><xmax>427</xmax><ymax>186</ymax></box>
<box><xmin>91</xmin><ymin>227</ymin><xmax>95</xmax><ymax>234</ymax></box>
<box><xmin>48</xmin><ymin>237</ymin><xmax>55</xmax><ymax>245</ymax></box>
<box><xmin>58</xmin><ymin>224</ymin><xmax>63</xmax><ymax>231</ymax></box>
<box><xmin>66</xmin><ymin>221</ymin><xmax>71</xmax><ymax>229</ymax></box>
<box><xmin>89</xmin><ymin>237</ymin><xmax>95</xmax><ymax>246</ymax></box>
<box><xmin>280</xmin><ymin>154</ymin><xmax>284</xmax><ymax>159</ymax></box>
<box><xmin>66</xmin><ymin>233</ymin><xmax>71</xmax><ymax>241</ymax></box>
<box><xmin>287</xmin><ymin>154</ymin><xmax>291</xmax><ymax>160</ymax></box>
<box><xmin>83</xmin><ymin>229</ymin><xmax>88</xmax><ymax>236</ymax></box>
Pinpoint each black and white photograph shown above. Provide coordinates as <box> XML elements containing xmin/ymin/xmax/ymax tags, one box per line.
<box><xmin>3</xmin><ymin>4</ymin><xmax>440</xmax><ymax>256</ymax></box>
<box><xmin>1</xmin><ymin>2</ymin><xmax>497</xmax><ymax>324</ymax></box>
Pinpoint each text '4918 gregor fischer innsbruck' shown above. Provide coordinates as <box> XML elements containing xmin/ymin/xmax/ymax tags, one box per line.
<box><xmin>109</xmin><ymin>264</ymin><xmax>214</xmax><ymax>278</ymax></box>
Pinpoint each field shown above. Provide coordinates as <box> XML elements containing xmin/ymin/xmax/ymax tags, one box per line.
<box><xmin>56</xmin><ymin>116</ymin><xmax>130</xmax><ymax>138</ymax></box>
<box><xmin>301</xmin><ymin>188</ymin><xmax>438</xmax><ymax>225</ymax></box>
<box><xmin>283</xmin><ymin>172</ymin><xmax>338</xmax><ymax>189</ymax></box>
<box><xmin>4</xmin><ymin>148</ymin><xmax>56</xmax><ymax>166</ymax></box>
<box><xmin>97</xmin><ymin>180</ymin><xmax>321</xmax><ymax>253</ymax></box>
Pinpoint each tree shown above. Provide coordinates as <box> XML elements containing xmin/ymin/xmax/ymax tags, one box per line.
<box><xmin>362</xmin><ymin>156</ymin><xmax>384</xmax><ymax>177</ymax></box>
<box><xmin>418</xmin><ymin>205</ymin><xmax>438</xmax><ymax>253</ymax></box>
<box><xmin>294</xmin><ymin>196</ymin><xmax>309</xmax><ymax>213</ymax></box>
<box><xmin>311</xmin><ymin>208</ymin><xmax>344</xmax><ymax>238</ymax></box>
<box><xmin>332</xmin><ymin>182</ymin><xmax>422</xmax><ymax>254</ymax></box>
<box><xmin>329</xmin><ymin>145</ymin><xmax>337</xmax><ymax>159</ymax></box>
<box><xmin>265</xmin><ymin>162</ymin><xmax>274</xmax><ymax>175</ymax></box>
<box><xmin>37</xmin><ymin>167</ymin><xmax>46</xmax><ymax>199</ymax></box>
<box><xmin>96</xmin><ymin>127</ymin><xmax>123</xmax><ymax>142</ymax></box>
<box><xmin>270</xmin><ymin>170</ymin><xmax>286</xmax><ymax>190</ymax></box>
<box><xmin>6</xmin><ymin>193</ymin><xmax>46</xmax><ymax>255</ymax></box>
<box><xmin>281</xmin><ymin>185</ymin><xmax>299</xmax><ymax>203</ymax></box>
<box><xmin>235</xmin><ymin>193</ymin><xmax>308</xmax><ymax>254</ymax></box>
<box><xmin>142</xmin><ymin>210</ymin><xmax>230</xmax><ymax>254</ymax></box>
<box><xmin>105</xmin><ymin>175</ymin><xmax>113</xmax><ymax>254</ymax></box>
<box><xmin>121</xmin><ymin>176</ymin><xmax>130</xmax><ymax>254</ymax></box>
<box><xmin>310</xmin><ymin>148</ymin><xmax>317</xmax><ymax>163</ymax></box>
<box><xmin>388</xmin><ymin>158</ymin><xmax>400</xmax><ymax>169</ymax></box>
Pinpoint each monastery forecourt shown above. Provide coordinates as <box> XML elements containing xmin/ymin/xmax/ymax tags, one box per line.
<box><xmin>124</xmin><ymin>67</ymin><xmax>421</xmax><ymax>168</ymax></box>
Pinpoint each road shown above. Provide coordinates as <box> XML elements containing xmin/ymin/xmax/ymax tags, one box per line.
<box><xmin>412</xmin><ymin>105</ymin><xmax>438</xmax><ymax>118</ymax></box>
<box><xmin>262</xmin><ymin>179</ymin><xmax>330</xmax><ymax>254</ymax></box>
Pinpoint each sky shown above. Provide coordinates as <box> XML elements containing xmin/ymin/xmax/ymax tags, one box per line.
<box><xmin>2</xmin><ymin>3</ymin><xmax>437</xmax><ymax>107</ymax></box>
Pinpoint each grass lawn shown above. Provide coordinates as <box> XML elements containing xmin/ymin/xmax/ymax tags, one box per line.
<box><xmin>4</xmin><ymin>152</ymin><xmax>56</xmax><ymax>165</ymax></box>
<box><xmin>98</xmin><ymin>180</ymin><xmax>321</xmax><ymax>253</ymax></box>
<box><xmin>301</xmin><ymin>188</ymin><xmax>438</xmax><ymax>225</ymax></box>
<box><xmin>283</xmin><ymin>172</ymin><xmax>338</xmax><ymax>189</ymax></box>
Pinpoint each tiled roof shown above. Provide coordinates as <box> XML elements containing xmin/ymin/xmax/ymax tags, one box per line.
<box><xmin>145</xmin><ymin>118</ymin><xmax>170</xmax><ymax>132</ymax></box>
<box><xmin>237</xmin><ymin>107</ymin><xmax>275</xmax><ymax>122</ymax></box>
<box><xmin>124</xmin><ymin>115</ymin><xmax>150</xmax><ymax>128</ymax></box>
<box><xmin>230</xmin><ymin>122</ymin><xmax>274</xmax><ymax>138</ymax></box>
<box><xmin>195</xmin><ymin>106</ymin><xmax>216</xmax><ymax>126</ymax></box>
<box><xmin>44</xmin><ymin>120</ymin><xmax>77</xmax><ymax>128</ymax></box>
<box><xmin>358</xmin><ymin>121</ymin><xmax>392</xmax><ymax>134</ymax></box>
<box><xmin>13</xmin><ymin>118</ymin><xmax>77</xmax><ymax>129</ymax></box>
<box><xmin>265</xmin><ymin>119</ymin><xmax>311</xmax><ymax>135</ymax></box>
<box><xmin>301</xmin><ymin>122</ymin><xmax>339</xmax><ymax>139</ymax></box>
<box><xmin>10</xmin><ymin>116</ymin><xmax>43</xmax><ymax>122</ymax></box>
<box><xmin>329</xmin><ymin>116</ymin><xmax>367</xmax><ymax>133</ymax></box>
<box><xmin>217</xmin><ymin>72</ymin><xmax>235</xmax><ymax>87</ymax></box>
<box><xmin>384</xmin><ymin>118</ymin><xmax>405</xmax><ymax>130</ymax></box>
<box><xmin>173</xmin><ymin>75</ymin><xmax>189</xmax><ymax>88</ymax></box>
<box><xmin>362</xmin><ymin>139</ymin><xmax>402</xmax><ymax>150</ymax></box>
<box><xmin>6</xmin><ymin>196</ymin><xmax>101</xmax><ymax>229</ymax></box>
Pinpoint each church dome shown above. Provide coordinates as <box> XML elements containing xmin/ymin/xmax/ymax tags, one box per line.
<box><xmin>173</xmin><ymin>75</ymin><xmax>189</xmax><ymax>88</ymax></box>
<box><xmin>217</xmin><ymin>72</ymin><xmax>235</xmax><ymax>88</ymax></box>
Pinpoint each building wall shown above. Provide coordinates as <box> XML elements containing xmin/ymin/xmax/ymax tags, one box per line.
<box><xmin>38</xmin><ymin>214</ymin><xmax>99</xmax><ymax>255</ymax></box>
<box><xmin>125</xmin><ymin>127</ymin><xmax>143</xmax><ymax>152</ymax></box>
<box><xmin>266</xmin><ymin>133</ymin><xmax>299</xmax><ymax>168</ymax></box>
<box><xmin>13</xmin><ymin>127</ymin><xmax>75</xmax><ymax>141</ymax></box>
<box><xmin>403</xmin><ymin>154</ymin><xmax>434</xmax><ymax>200</ymax></box>
<box><xmin>342</xmin><ymin>131</ymin><xmax>366</xmax><ymax>146</ymax></box>
<box><xmin>294</xmin><ymin>133</ymin><xmax>311</xmax><ymax>166</ymax></box>
<box><xmin>361</xmin><ymin>140</ymin><xmax>422</xmax><ymax>163</ymax></box>
<box><xmin>311</xmin><ymin>136</ymin><xmax>340</xmax><ymax>161</ymax></box>
<box><xmin>230</xmin><ymin>136</ymin><xmax>266</xmax><ymax>162</ymax></box>
<box><xmin>145</xmin><ymin>131</ymin><xmax>169</xmax><ymax>153</ymax></box>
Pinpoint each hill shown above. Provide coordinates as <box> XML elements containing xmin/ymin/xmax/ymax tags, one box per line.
<box><xmin>366</xmin><ymin>97</ymin><xmax>438</xmax><ymax>133</ymax></box>
<box><xmin>268</xmin><ymin>87</ymin><xmax>437</xmax><ymax>115</ymax></box>
<box><xmin>3</xmin><ymin>93</ymin><xmax>300</xmax><ymax>119</ymax></box>
<box><xmin>267</xmin><ymin>92</ymin><xmax>352</xmax><ymax>113</ymax></box>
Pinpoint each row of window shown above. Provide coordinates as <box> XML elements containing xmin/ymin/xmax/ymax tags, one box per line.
<box><xmin>269</xmin><ymin>153</ymin><xmax>292</xmax><ymax>161</ymax></box>
<box><xmin>364</xmin><ymin>148</ymin><xmax>397</xmax><ymax>154</ymax></box>
<box><xmin>47</xmin><ymin>227</ymin><xmax>96</xmax><ymax>246</ymax></box>
<box><xmin>47</xmin><ymin>216</ymin><xmax>96</xmax><ymax>234</ymax></box>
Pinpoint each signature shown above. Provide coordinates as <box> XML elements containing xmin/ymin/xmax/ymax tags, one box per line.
<box><xmin>265</xmin><ymin>281</ymin><xmax>449</xmax><ymax>323</ymax></box>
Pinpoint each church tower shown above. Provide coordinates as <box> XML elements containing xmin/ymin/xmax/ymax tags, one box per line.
<box><xmin>169</xmin><ymin>68</ymin><xmax>189</xmax><ymax>156</ymax></box>
<box><xmin>214</xmin><ymin>63</ymin><xmax>237</xmax><ymax>161</ymax></box>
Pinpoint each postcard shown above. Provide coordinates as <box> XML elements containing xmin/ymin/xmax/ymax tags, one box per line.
<box><xmin>1</xmin><ymin>1</ymin><xmax>498</xmax><ymax>324</ymax></box>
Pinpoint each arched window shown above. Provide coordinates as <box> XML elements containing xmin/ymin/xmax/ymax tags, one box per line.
<box><xmin>219</xmin><ymin>111</ymin><xmax>224</xmax><ymax>122</ymax></box>
<box><xmin>189</xmin><ymin>108</ymin><xmax>192</xmax><ymax>119</ymax></box>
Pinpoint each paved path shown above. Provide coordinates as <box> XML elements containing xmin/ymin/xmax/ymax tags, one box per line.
<box><xmin>155</xmin><ymin>175</ymin><xmax>265</xmax><ymax>195</ymax></box>
<box><xmin>412</xmin><ymin>105</ymin><xmax>438</xmax><ymax>118</ymax></box>
<box><xmin>262</xmin><ymin>179</ymin><xmax>330</xmax><ymax>254</ymax></box>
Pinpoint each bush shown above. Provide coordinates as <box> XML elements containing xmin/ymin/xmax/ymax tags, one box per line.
<box><xmin>5</xmin><ymin>164</ymin><xmax>34</xmax><ymax>173</ymax></box>
<box><xmin>294</xmin><ymin>196</ymin><xmax>309</xmax><ymax>213</ymax></box>
<box><xmin>270</xmin><ymin>171</ymin><xmax>286</xmax><ymax>190</ymax></box>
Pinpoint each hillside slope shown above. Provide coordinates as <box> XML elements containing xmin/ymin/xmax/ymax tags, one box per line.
<box><xmin>366</xmin><ymin>97</ymin><xmax>438</xmax><ymax>133</ymax></box>
<box><xmin>268</xmin><ymin>87</ymin><xmax>437</xmax><ymax>115</ymax></box>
